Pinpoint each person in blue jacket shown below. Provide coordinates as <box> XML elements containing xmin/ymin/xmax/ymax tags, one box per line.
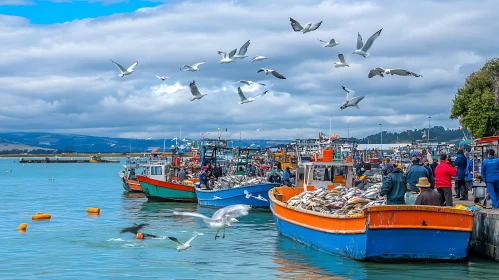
<box><xmin>380</xmin><ymin>164</ymin><xmax>406</xmax><ymax>205</ymax></box>
<box><xmin>198</xmin><ymin>167</ymin><xmax>208</xmax><ymax>190</ymax></box>
<box><xmin>481</xmin><ymin>149</ymin><xmax>499</xmax><ymax>209</ymax></box>
<box><xmin>405</xmin><ymin>158</ymin><xmax>430</xmax><ymax>193</ymax></box>
<box><xmin>422</xmin><ymin>158</ymin><xmax>435</xmax><ymax>189</ymax></box>
<box><xmin>465</xmin><ymin>152</ymin><xmax>473</xmax><ymax>193</ymax></box>
<box><xmin>283</xmin><ymin>167</ymin><xmax>293</xmax><ymax>187</ymax></box>
<box><xmin>453</xmin><ymin>148</ymin><xmax>468</xmax><ymax>200</ymax></box>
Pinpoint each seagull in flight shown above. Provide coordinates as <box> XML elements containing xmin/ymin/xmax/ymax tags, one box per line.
<box><xmin>353</xmin><ymin>28</ymin><xmax>383</xmax><ymax>58</ymax></box>
<box><xmin>257</xmin><ymin>68</ymin><xmax>286</xmax><ymax>79</ymax></box>
<box><xmin>121</xmin><ymin>223</ymin><xmax>149</xmax><ymax>234</ymax></box>
<box><xmin>334</xmin><ymin>54</ymin><xmax>349</xmax><ymax>68</ymax></box>
<box><xmin>290</xmin><ymin>18</ymin><xmax>322</xmax><ymax>34</ymax></box>
<box><xmin>189</xmin><ymin>80</ymin><xmax>207</xmax><ymax>101</ymax></box>
<box><xmin>239</xmin><ymin>80</ymin><xmax>265</xmax><ymax>86</ymax></box>
<box><xmin>180</xmin><ymin>62</ymin><xmax>205</xmax><ymax>72</ymax></box>
<box><xmin>340</xmin><ymin>86</ymin><xmax>365</xmax><ymax>110</ymax></box>
<box><xmin>155</xmin><ymin>75</ymin><xmax>169</xmax><ymax>81</ymax></box>
<box><xmin>233</xmin><ymin>40</ymin><xmax>251</xmax><ymax>60</ymax></box>
<box><xmin>173</xmin><ymin>204</ymin><xmax>251</xmax><ymax>240</ymax></box>
<box><xmin>110</xmin><ymin>59</ymin><xmax>138</xmax><ymax>77</ymax></box>
<box><xmin>384</xmin><ymin>68</ymin><xmax>423</xmax><ymax>77</ymax></box>
<box><xmin>168</xmin><ymin>234</ymin><xmax>198</xmax><ymax>252</ymax></box>
<box><xmin>237</xmin><ymin>87</ymin><xmax>268</xmax><ymax>104</ymax></box>
<box><xmin>218</xmin><ymin>49</ymin><xmax>237</xmax><ymax>64</ymax></box>
<box><xmin>368</xmin><ymin>67</ymin><xmax>385</xmax><ymax>78</ymax></box>
<box><xmin>251</xmin><ymin>56</ymin><xmax>266</xmax><ymax>63</ymax></box>
<box><xmin>318</xmin><ymin>39</ymin><xmax>339</xmax><ymax>48</ymax></box>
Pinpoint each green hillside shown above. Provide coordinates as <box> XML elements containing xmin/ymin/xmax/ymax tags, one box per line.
<box><xmin>359</xmin><ymin>126</ymin><xmax>468</xmax><ymax>144</ymax></box>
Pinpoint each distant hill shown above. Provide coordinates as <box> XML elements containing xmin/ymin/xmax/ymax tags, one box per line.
<box><xmin>359</xmin><ymin>126</ymin><xmax>469</xmax><ymax>144</ymax></box>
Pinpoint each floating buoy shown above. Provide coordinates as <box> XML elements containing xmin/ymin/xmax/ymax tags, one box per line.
<box><xmin>136</xmin><ymin>232</ymin><xmax>144</xmax><ymax>239</ymax></box>
<box><xmin>32</xmin><ymin>212</ymin><xmax>51</xmax><ymax>220</ymax></box>
<box><xmin>18</xmin><ymin>223</ymin><xmax>28</xmax><ymax>231</ymax></box>
<box><xmin>87</xmin><ymin>208</ymin><xmax>100</xmax><ymax>215</ymax></box>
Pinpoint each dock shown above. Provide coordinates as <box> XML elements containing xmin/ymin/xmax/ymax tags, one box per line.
<box><xmin>19</xmin><ymin>156</ymin><xmax>119</xmax><ymax>163</ymax></box>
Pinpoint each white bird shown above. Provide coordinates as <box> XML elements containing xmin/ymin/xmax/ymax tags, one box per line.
<box><xmin>233</xmin><ymin>40</ymin><xmax>250</xmax><ymax>60</ymax></box>
<box><xmin>237</xmin><ymin>87</ymin><xmax>268</xmax><ymax>104</ymax></box>
<box><xmin>340</xmin><ymin>86</ymin><xmax>365</xmax><ymax>110</ymax></box>
<box><xmin>172</xmin><ymin>204</ymin><xmax>251</xmax><ymax>239</ymax></box>
<box><xmin>217</xmin><ymin>49</ymin><xmax>237</xmax><ymax>64</ymax></box>
<box><xmin>189</xmin><ymin>80</ymin><xmax>207</xmax><ymax>101</ymax></box>
<box><xmin>368</xmin><ymin>67</ymin><xmax>385</xmax><ymax>78</ymax></box>
<box><xmin>110</xmin><ymin>59</ymin><xmax>138</xmax><ymax>77</ymax></box>
<box><xmin>155</xmin><ymin>75</ymin><xmax>169</xmax><ymax>81</ymax></box>
<box><xmin>319</xmin><ymin>39</ymin><xmax>339</xmax><ymax>48</ymax></box>
<box><xmin>353</xmin><ymin>28</ymin><xmax>383</xmax><ymax>58</ymax></box>
<box><xmin>251</xmin><ymin>56</ymin><xmax>267</xmax><ymax>63</ymax></box>
<box><xmin>290</xmin><ymin>18</ymin><xmax>322</xmax><ymax>34</ymax></box>
<box><xmin>239</xmin><ymin>80</ymin><xmax>265</xmax><ymax>86</ymax></box>
<box><xmin>254</xmin><ymin>194</ymin><xmax>268</xmax><ymax>202</ymax></box>
<box><xmin>168</xmin><ymin>234</ymin><xmax>198</xmax><ymax>252</ymax></box>
<box><xmin>180</xmin><ymin>62</ymin><xmax>205</xmax><ymax>72</ymax></box>
<box><xmin>257</xmin><ymin>68</ymin><xmax>286</xmax><ymax>79</ymax></box>
<box><xmin>384</xmin><ymin>69</ymin><xmax>423</xmax><ymax>77</ymax></box>
<box><xmin>244</xmin><ymin>190</ymin><xmax>253</xmax><ymax>199</ymax></box>
<box><xmin>334</xmin><ymin>54</ymin><xmax>349</xmax><ymax>68</ymax></box>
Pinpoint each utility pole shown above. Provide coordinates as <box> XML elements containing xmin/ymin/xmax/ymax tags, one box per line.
<box><xmin>379</xmin><ymin>123</ymin><xmax>383</xmax><ymax>158</ymax></box>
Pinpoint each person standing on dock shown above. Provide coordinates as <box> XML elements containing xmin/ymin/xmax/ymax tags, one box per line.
<box><xmin>430</xmin><ymin>158</ymin><xmax>439</xmax><ymax>173</ymax></box>
<box><xmin>415</xmin><ymin>177</ymin><xmax>440</xmax><ymax>206</ymax></box>
<box><xmin>453</xmin><ymin>148</ymin><xmax>468</xmax><ymax>200</ymax></box>
<box><xmin>465</xmin><ymin>153</ymin><xmax>473</xmax><ymax>193</ymax></box>
<box><xmin>434</xmin><ymin>154</ymin><xmax>456</xmax><ymax>206</ymax></box>
<box><xmin>406</xmin><ymin>157</ymin><xmax>430</xmax><ymax>194</ymax></box>
<box><xmin>380</xmin><ymin>164</ymin><xmax>406</xmax><ymax>205</ymax></box>
<box><xmin>422</xmin><ymin>158</ymin><xmax>435</xmax><ymax>189</ymax></box>
<box><xmin>481</xmin><ymin>149</ymin><xmax>499</xmax><ymax>209</ymax></box>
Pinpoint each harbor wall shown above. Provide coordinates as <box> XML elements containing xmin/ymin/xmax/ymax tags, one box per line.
<box><xmin>470</xmin><ymin>209</ymin><xmax>499</xmax><ymax>262</ymax></box>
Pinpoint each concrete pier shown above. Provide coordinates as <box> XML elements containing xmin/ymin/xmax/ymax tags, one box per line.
<box><xmin>470</xmin><ymin>209</ymin><xmax>499</xmax><ymax>262</ymax></box>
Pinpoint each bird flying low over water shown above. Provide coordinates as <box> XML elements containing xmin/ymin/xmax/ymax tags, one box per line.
<box><xmin>121</xmin><ymin>223</ymin><xmax>149</xmax><ymax>234</ymax></box>
<box><xmin>237</xmin><ymin>87</ymin><xmax>268</xmax><ymax>104</ymax></box>
<box><xmin>189</xmin><ymin>80</ymin><xmax>207</xmax><ymax>101</ymax></box>
<box><xmin>155</xmin><ymin>75</ymin><xmax>169</xmax><ymax>81</ymax></box>
<box><xmin>233</xmin><ymin>40</ymin><xmax>251</xmax><ymax>60</ymax></box>
<box><xmin>218</xmin><ymin>49</ymin><xmax>237</xmax><ymax>64</ymax></box>
<box><xmin>168</xmin><ymin>234</ymin><xmax>198</xmax><ymax>252</ymax></box>
<box><xmin>385</xmin><ymin>68</ymin><xmax>423</xmax><ymax>77</ymax></box>
<box><xmin>173</xmin><ymin>204</ymin><xmax>251</xmax><ymax>240</ymax></box>
<box><xmin>257</xmin><ymin>68</ymin><xmax>286</xmax><ymax>79</ymax></box>
<box><xmin>110</xmin><ymin>59</ymin><xmax>138</xmax><ymax>77</ymax></box>
<box><xmin>334</xmin><ymin>54</ymin><xmax>349</xmax><ymax>68</ymax></box>
<box><xmin>340</xmin><ymin>86</ymin><xmax>365</xmax><ymax>110</ymax></box>
<box><xmin>251</xmin><ymin>56</ymin><xmax>266</xmax><ymax>63</ymax></box>
<box><xmin>290</xmin><ymin>18</ymin><xmax>322</xmax><ymax>34</ymax></box>
<box><xmin>239</xmin><ymin>80</ymin><xmax>265</xmax><ymax>86</ymax></box>
<box><xmin>319</xmin><ymin>39</ymin><xmax>339</xmax><ymax>48</ymax></box>
<box><xmin>180</xmin><ymin>62</ymin><xmax>205</xmax><ymax>72</ymax></box>
<box><xmin>368</xmin><ymin>67</ymin><xmax>385</xmax><ymax>78</ymax></box>
<box><xmin>353</xmin><ymin>28</ymin><xmax>383</xmax><ymax>58</ymax></box>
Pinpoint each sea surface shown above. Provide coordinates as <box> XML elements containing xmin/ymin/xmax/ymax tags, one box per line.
<box><xmin>1</xmin><ymin>158</ymin><xmax>498</xmax><ymax>280</ymax></box>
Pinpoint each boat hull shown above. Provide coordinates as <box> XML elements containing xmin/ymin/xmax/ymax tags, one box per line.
<box><xmin>270</xmin><ymin>187</ymin><xmax>473</xmax><ymax>262</ymax></box>
<box><xmin>122</xmin><ymin>177</ymin><xmax>143</xmax><ymax>193</ymax></box>
<box><xmin>195</xmin><ymin>183</ymin><xmax>275</xmax><ymax>208</ymax></box>
<box><xmin>137</xmin><ymin>175</ymin><xmax>197</xmax><ymax>202</ymax></box>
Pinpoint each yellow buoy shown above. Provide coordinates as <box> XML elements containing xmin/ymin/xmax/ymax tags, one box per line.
<box><xmin>87</xmin><ymin>208</ymin><xmax>100</xmax><ymax>215</ymax></box>
<box><xmin>18</xmin><ymin>223</ymin><xmax>28</xmax><ymax>231</ymax></box>
<box><xmin>32</xmin><ymin>212</ymin><xmax>51</xmax><ymax>220</ymax></box>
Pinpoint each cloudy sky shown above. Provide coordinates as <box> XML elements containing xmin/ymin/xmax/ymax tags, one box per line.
<box><xmin>0</xmin><ymin>0</ymin><xmax>497</xmax><ymax>140</ymax></box>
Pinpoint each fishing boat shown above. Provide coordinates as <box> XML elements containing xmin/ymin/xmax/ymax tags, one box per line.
<box><xmin>269</xmin><ymin>161</ymin><xmax>474</xmax><ymax>262</ymax></box>
<box><xmin>136</xmin><ymin>161</ymin><xmax>198</xmax><ymax>202</ymax></box>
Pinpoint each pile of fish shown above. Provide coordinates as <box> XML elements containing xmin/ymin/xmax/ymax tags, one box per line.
<box><xmin>213</xmin><ymin>175</ymin><xmax>269</xmax><ymax>190</ymax></box>
<box><xmin>286</xmin><ymin>183</ymin><xmax>386</xmax><ymax>215</ymax></box>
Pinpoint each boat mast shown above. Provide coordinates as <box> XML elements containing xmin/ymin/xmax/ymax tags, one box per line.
<box><xmin>163</xmin><ymin>129</ymin><xmax>166</xmax><ymax>153</ymax></box>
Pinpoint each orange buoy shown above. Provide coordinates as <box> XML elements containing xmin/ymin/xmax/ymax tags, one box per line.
<box><xmin>136</xmin><ymin>232</ymin><xmax>144</xmax><ymax>239</ymax></box>
<box><xmin>18</xmin><ymin>223</ymin><xmax>28</xmax><ymax>231</ymax></box>
<box><xmin>32</xmin><ymin>212</ymin><xmax>51</xmax><ymax>220</ymax></box>
<box><xmin>87</xmin><ymin>208</ymin><xmax>100</xmax><ymax>215</ymax></box>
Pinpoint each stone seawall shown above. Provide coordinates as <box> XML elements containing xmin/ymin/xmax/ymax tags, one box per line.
<box><xmin>470</xmin><ymin>209</ymin><xmax>499</xmax><ymax>262</ymax></box>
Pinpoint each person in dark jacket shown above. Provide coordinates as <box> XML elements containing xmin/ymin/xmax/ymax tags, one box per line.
<box><xmin>405</xmin><ymin>158</ymin><xmax>430</xmax><ymax>193</ymax></box>
<box><xmin>198</xmin><ymin>167</ymin><xmax>208</xmax><ymax>190</ymax></box>
<box><xmin>422</xmin><ymin>158</ymin><xmax>435</xmax><ymax>189</ymax></box>
<box><xmin>268</xmin><ymin>172</ymin><xmax>282</xmax><ymax>184</ymax></box>
<box><xmin>481</xmin><ymin>149</ymin><xmax>499</xmax><ymax>209</ymax></box>
<box><xmin>415</xmin><ymin>177</ymin><xmax>440</xmax><ymax>206</ymax></box>
<box><xmin>430</xmin><ymin>158</ymin><xmax>439</xmax><ymax>173</ymax></box>
<box><xmin>213</xmin><ymin>163</ymin><xmax>223</xmax><ymax>179</ymax></box>
<box><xmin>453</xmin><ymin>148</ymin><xmax>468</xmax><ymax>199</ymax></box>
<box><xmin>380</xmin><ymin>164</ymin><xmax>406</xmax><ymax>205</ymax></box>
<box><xmin>465</xmin><ymin>153</ymin><xmax>473</xmax><ymax>192</ymax></box>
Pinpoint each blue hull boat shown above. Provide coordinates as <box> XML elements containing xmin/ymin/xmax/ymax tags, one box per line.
<box><xmin>195</xmin><ymin>183</ymin><xmax>275</xmax><ymax>208</ymax></box>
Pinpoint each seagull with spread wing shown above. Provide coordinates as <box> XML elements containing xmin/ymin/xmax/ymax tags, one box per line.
<box><xmin>368</xmin><ymin>67</ymin><xmax>385</xmax><ymax>78</ymax></box>
<box><xmin>385</xmin><ymin>69</ymin><xmax>423</xmax><ymax>77</ymax></box>
<box><xmin>239</xmin><ymin>80</ymin><xmax>265</xmax><ymax>86</ymax></box>
<box><xmin>189</xmin><ymin>80</ymin><xmax>207</xmax><ymax>101</ymax></box>
<box><xmin>319</xmin><ymin>38</ymin><xmax>339</xmax><ymax>48</ymax></box>
<box><xmin>237</xmin><ymin>87</ymin><xmax>268</xmax><ymax>104</ymax></box>
<box><xmin>110</xmin><ymin>59</ymin><xmax>138</xmax><ymax>77</ymax></box>
<box><xmin>257</xmin><ymin>68</ymin><xmax>286</xmax><ymax>79</ymax></box>
<box><xmin>180</xmin><ymin>62</ymin><xmax>205</xmax><ymax>72</ymax></box>
<box><xmin>251</xmin><ymin>56</ymin><xmax>267</xmax><ymax>63</ymax></box>
<box><xmin>168</xmin><ymin>234</ymin><xmax>198</xmax><ymax>252</ymax></box>
<box><xmin>334</xmin><ymin>54</ymin><xmax>349</xmax><ymax>68</ymax></box>
<box><xmin>173</xmin><ymin>204</ymin><xmax>251</xmax><ymax>240</ymax></box>
<box><xmin>340</xmin><ymin>86</ymin><xmax>365</xmax><ymax>110</ymax></box>
<box><xmin>353</xmin><ymin>28</ymin><xmax>383</xmax><ymax>58</ymax></box>
<box><xmin>218</xmin><ymin>49</ymin><xmax>237</xmax><ymax>64</ymax></box>
<box><xmin>155</xmin><ymin>75</ymin><xmax>169</xmax><ymax>81</ymax></box>
<box><xmin>290</xmin><ymin>18</ymin><xmax>322</xmax><ymax>34</ymax></box>
<box><xmin>233</xmin><ymin>40</ymin><xmax>251</xmax><ymax>60</ymax></box>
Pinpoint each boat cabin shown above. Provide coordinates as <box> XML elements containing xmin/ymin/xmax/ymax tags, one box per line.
<box><xmin>300</xmin><ymin>161</ymin><xmax>354</xmax><ymax>191</ymax></box>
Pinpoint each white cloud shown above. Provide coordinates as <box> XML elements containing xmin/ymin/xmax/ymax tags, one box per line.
<box><xmin>0</xmin><ymin>0</ymin><xmax>497</xmax><ymax>139</ymax></box>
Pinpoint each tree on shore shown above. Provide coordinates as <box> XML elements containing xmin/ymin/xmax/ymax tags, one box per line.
<box><xmin>450</xmin><ymin>58</ymin><xmax>499</xmax><ymax>138</ymax></box>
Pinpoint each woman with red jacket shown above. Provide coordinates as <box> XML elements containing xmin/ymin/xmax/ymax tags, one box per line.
<box><xmin>434</xmin><ymin>153</ymin><xmax>457</xmax><ymax>206</ymax></box>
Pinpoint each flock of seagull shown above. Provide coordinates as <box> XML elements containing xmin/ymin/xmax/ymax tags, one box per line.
<box><xmin>109</xmin><ymin>17</ymin><xmax>423</xmax><ymax>109</ymax></box>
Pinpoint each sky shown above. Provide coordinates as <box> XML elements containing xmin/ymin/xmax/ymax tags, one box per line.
<box><xmin>0</xmin><ymin>0</ymin><xmax>497</xmax><ymax>140</ymax></box>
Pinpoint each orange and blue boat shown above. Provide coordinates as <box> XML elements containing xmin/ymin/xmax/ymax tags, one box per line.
<box><xmin>269</xmin><ymin>161</ymin><xmax>474</xmax><ymax>262</ymax></box>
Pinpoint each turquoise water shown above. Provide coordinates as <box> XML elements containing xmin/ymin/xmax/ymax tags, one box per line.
<box><xmin>1</xmin><ymin>158</ymin><xmax>498</xmax><ymax>279</ymax></box>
